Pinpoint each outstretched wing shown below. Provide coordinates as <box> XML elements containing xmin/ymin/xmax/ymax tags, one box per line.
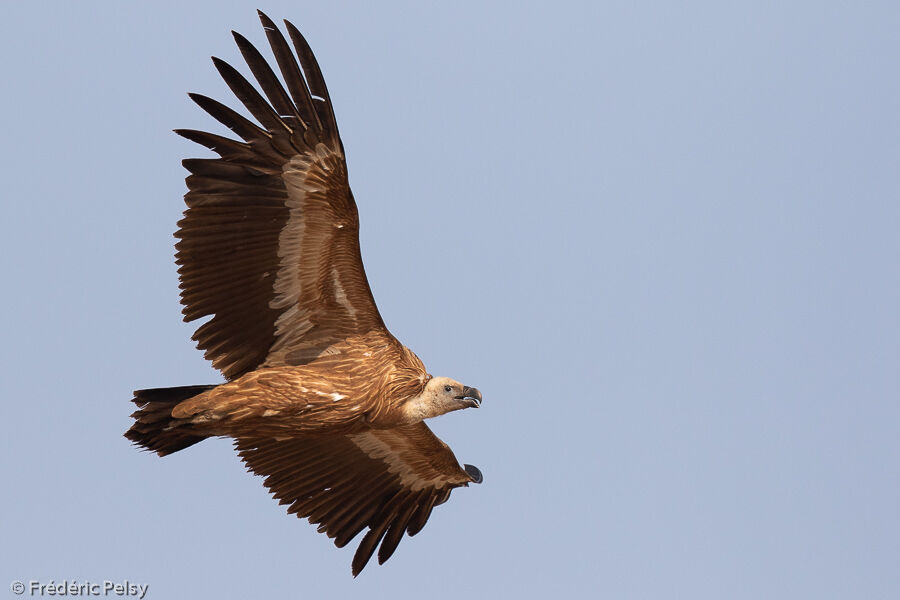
<box><xmin>235</xmin><ymin>423</ymin><xmax>481</xmax><ymax>575</ymax></box>
<box><xmin>175</xmin><ymin>11</ymin><xmax>387</xmax><ymax>380</ymax></box>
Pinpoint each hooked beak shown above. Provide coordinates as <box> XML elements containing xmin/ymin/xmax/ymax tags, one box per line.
<box><xmin>455</xmin><ymin>386</ymin><xmax>482</xmax><ymax>409</ymax></box>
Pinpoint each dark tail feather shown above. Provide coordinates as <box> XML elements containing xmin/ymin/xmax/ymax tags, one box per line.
<box><xmin>125</xmin><ymin>385</ymin><xmax>216</xmax><ymax>456</ymax></box>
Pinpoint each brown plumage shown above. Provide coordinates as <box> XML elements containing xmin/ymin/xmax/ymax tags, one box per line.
<box><xmin>125</xmin><ymin>11</ymin><xmax>483</xmax><ymax>576</ymax></box>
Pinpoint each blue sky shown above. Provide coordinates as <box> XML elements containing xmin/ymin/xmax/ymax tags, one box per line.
<box><xmin>2</xmin><ymin>2</ymin><xmax>898</xmax><ymax>599</ymax></box>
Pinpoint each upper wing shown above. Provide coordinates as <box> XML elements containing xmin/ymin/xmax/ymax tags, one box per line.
<box><xmin>175</xmin><ymin>11</ymin><xmax>387</xmax><ymax>379</ymax></box>
<box><xmin>235</xmin><ymin>422</ymin><xmax>482</xmax><ymax>575</ymax></box>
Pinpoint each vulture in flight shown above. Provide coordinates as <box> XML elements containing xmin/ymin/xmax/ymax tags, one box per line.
<box><xmin>125</xmin><ymin>11</ymin><xmax>483</xmax><ymax>576</ymax></box>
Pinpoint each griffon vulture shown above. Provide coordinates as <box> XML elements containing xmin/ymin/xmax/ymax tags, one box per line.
<box><xmin>125</xmin><ymin>11</ymin><xmax>483</xmax><ymax>576</ymax></box>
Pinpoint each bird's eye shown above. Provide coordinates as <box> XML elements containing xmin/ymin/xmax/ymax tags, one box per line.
<box><xmin>444</xmin><ymin>385</ymin><xmax>452</xmax><ymax>392</ymax></box>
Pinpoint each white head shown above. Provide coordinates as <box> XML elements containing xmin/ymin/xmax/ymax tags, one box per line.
<box><xmin>401</xmin><ymin>376</ymin><xmax>483</xmax><ymax>423</ymax></box>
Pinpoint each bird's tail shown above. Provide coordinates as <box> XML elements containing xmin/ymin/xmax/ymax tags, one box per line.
<box><xmin>125</xmin><ymin>385</ymin><xmax>216</xmax><ymax>456</ymax></box>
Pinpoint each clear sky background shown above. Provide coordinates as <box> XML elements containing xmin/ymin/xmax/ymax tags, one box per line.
<box><xmin>2</xmin><ymin>2</ymin><xmax>898</xmax><ymax>599</ymax></box>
